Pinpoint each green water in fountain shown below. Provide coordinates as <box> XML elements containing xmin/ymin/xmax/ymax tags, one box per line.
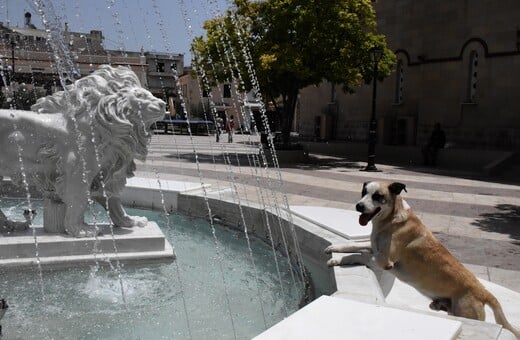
<box><xmin>0</xmin><ymin>199</ymin><xmax>303</xmax><ymax>339</ymax></box>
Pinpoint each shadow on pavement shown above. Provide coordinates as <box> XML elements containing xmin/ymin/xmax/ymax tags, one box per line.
<box><xmin>166</xmin><ymin>152</ymin><xmax>261</xmax><ymax>167</ymax></box>
<box><xmin>393</xmin><ymin>164</ymin><xmax>520</xmax><ymax>186</ymax></box>
<box><xmin>434</xmin><ymin>231</ymin><xmax>520</xmax><ymax>270</ymax></box>
<box><xmin>294</xmin><ymin>155</ymin><xmax>363</xmax><ymax>170</ymax></box>
<box><xmin>472</xmin><ymin>204</ymin><xmax>520</xmax><ymax>242</ymax></box>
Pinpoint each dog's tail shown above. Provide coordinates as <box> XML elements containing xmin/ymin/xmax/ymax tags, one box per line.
<box><xmin>484</xmin><ymin>291</ymin><xmax>520</xmax><ymax>339</ymax></box>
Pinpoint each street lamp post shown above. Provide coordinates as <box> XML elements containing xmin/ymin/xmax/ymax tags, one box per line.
<box><xmin>6</xmin><ymin>40</ymin><xmax>16</xmax><ymax>85</ymax></box>
<box><xmin>10</xmin><ymin>40</ymin><xmax>15</xmax><ymax>73</ymax></box>
<box><xmin>363</xmin><ymin>46</ymin><xmax>384</xmax><ymax>172</ymax></box>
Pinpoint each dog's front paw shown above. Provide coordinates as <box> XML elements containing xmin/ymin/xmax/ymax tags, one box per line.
<box><xmin>327</xmin><ymin>254</ymin><xmax>370</xmax><ymax>267</ymax></box>
<box><xmin>324</xmin><ymin>245</ymin><xmax>339</xmax><ymax>254</ymax></box>
<box><xmin>327</xmin><ymin>258</ymin><xmax>342</xmax><ymax>267</ymax></box>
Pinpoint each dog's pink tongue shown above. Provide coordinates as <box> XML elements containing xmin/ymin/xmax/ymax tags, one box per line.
<box><xmin>359</xmin><ymin>214</ymin><xmax>370</xmax><ymax>226</ymax></box>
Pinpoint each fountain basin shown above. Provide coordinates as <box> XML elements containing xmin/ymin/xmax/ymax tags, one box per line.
<box><xmin>0</xmin><ymin>203</ymin><xmax>303</xmax><ymax>339</ymax></box>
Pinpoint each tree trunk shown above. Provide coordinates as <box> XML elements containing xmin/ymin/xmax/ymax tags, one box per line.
<box><xmin>280</xmin><ymin>87</ymin><xmax>299</xmax><ymax>147</ymax></box>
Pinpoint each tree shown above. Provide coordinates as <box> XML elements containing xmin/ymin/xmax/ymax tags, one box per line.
<box><xmin>192</xmin><ymin>0</ymin><xmax>395</xmax><ymax>146</ymax></box>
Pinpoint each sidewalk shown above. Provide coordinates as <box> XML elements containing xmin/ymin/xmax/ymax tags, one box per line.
<box><xmin>139</xmin><ymin>133</ymin><xmax>520</xmax><ymax>292</ymax></box>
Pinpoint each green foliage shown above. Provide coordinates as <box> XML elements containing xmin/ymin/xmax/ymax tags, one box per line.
<box><xmin>192</xmin><ymin>0</ymin><xmax>395</xmax><ymax>144</ymax></box>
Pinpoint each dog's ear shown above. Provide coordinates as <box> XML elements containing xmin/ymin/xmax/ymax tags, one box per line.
<box><xmin>389</xmin><ymin>182</ymin><xmax>407</xmax><ymax>195</ymax></box>
<box><xmin>362</xmin><ymin>181</ymin><xmax>369</xmax><ymax>196</ymax></box>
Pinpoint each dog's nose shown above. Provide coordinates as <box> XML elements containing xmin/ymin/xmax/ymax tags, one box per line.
<box><xmin>356</xmin><ymin>203</ymin><xmax>364</xmax><ymax>212</ymax></box>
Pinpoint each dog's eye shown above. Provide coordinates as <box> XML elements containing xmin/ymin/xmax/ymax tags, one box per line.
<box><xmin>372</xmin><ymin>192</ymin><xmax>383</xmax><ymax>201</ymax></box>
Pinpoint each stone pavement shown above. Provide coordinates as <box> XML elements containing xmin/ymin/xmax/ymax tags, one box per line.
<box><xmin>138</xmin><ymin>133</ymin><xmax>520</xmax><ymax>292</ymax></box>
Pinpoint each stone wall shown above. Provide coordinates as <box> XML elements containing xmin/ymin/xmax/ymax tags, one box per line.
<box><xmin>295</xmin><ymin>1</ymin><xmax>520</xmax><ymax>150</ymax></box>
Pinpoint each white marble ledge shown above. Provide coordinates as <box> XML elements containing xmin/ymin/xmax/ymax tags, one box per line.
<box><xmin>290</xmin><ymin>205</ymin><xmax>371</xmax><ymax>240</ymax></box>
<box><xmin>254</xmin><ymin>295</ymin><xmax>462</xmax><ymax>340</ymax></box>
<box><xmin>126</xmin><ymin>177</ymin><xmax>206</xmax><ymax>193</ymax></box>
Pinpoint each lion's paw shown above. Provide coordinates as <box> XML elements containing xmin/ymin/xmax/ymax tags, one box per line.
<box><xmin>116</xmin><ymin>215</ymin><xmax>148</xmax><ymax>228</ymax></box>
<box><xmin>132</xmin><ymin>216</ymin><xmax>148</xmax><ymax>227</ymax></box>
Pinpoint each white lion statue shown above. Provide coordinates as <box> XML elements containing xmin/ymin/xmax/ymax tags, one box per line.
<box><xmin>0</xmin><ymin>65</ymin><xmax>165</xmax><ymax>237</ymax></box>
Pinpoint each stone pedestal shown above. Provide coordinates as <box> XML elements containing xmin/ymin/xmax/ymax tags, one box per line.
<box><xmin>43</xmin><ymin>198</ymin><xmax>66</xmax><ymax>233</ymax></box>
<box><xmin>0</xmin><ymin>222</ymin><xmax>174</xmax><ymax>269</ymax></box>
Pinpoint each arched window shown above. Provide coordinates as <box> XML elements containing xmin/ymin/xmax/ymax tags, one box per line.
<box><xmin>466</xmin><ymin>50</ymin><xmax>478</xmax><ymax>103</ymax></box>
<box><xmin>393</xmin><ymin>59</ymin><xmax>404</xmax><ymax>104</ymax></box>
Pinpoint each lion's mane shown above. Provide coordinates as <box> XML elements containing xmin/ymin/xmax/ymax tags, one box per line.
<box><xmin>31</xmin><ymin>65</ymin><xmax>163</xmax><ymax>197</ymax></box>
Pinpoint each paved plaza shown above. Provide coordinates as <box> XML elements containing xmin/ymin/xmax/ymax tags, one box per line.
<box><xmin>138</xmin><ymin>133</ymin><xmax>520</xmax><ymax>293</ymax></box>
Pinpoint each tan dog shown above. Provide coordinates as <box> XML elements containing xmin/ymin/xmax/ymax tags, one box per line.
<box><xmin>325</xmin><ymin>181</ymin><xmax>520</xmax><ymax>338</ymax></box>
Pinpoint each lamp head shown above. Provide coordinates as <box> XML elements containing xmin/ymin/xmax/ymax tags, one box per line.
<box><xmin>370</xmin><ymin>46</ymin><xmax>384</xmax><ymax>62</ymax></box>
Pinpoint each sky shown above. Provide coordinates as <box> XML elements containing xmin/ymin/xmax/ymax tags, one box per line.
<box><xmin>1</xmin><ymin>0</ymin><xmax>231</xmax><ymax>64</ymax></box>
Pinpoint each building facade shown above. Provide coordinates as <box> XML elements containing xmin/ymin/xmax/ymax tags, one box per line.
<box><xmin>143</xmin><ymin>51</ymin><xmax>184</xmax><ymax>113</ymax></box>
<box><xmin>179</xmin><ymin>71</ymin><xmax>260</xmax><ymax>132</ymax></box>
<box><xmin>296</xmin><ymin>1</ymin><xmax>520</xmax><ymax>150</ymax></box>
<box><xmin>0</xmin><ymin>11</ymin><xmax>182</xmax><ymax>114</ymax></box>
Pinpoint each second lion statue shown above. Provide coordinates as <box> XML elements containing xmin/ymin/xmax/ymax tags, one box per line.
<box><xmin>0</xmin><ymin>65</ymin><xmax>166</xmax><ymax>237</ymax></box>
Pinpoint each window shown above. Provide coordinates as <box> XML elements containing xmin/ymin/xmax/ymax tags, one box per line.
<box><xmin>223</xmin><ymin>84</ymin><xmax>231</xmax><ymax>98</ymax></box>
<box><xmin>466</xmin><ymin>50</ymin><xmax>478</xmax><ymax>103</ymax></box>
<box><xmin>393</xmin><ymin>59</ymin><xmax>404</xmax><ymax>104</ymax></box>
<box><xmin>170</xmin><ymin>62</ymin><xmax>177</xmax><ymax>72</ymax></box>
<box><xmin>156</xmin><ymin>62</ymin><xmax>165</xmax><ymax>73</ymax></box>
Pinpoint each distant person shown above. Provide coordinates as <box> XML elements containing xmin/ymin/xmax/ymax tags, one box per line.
<box><xmin>422</xmin><ymin>123</ymin><xmax>446</xmax><ymax>166</ymax></box>
<box><xmin>163</xmin><ymin>112</ymin><xmax>172</xmax><ymax>134</ymax></box>
<box><xmin>215</xmin><ymin>117</ymin><xmax>223</xmax><ymax>142</ymax></box>
<box><xmin>226</xmin><ymin>115</ymin><xmax>235</xmax><ymax>143</ymax></box>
